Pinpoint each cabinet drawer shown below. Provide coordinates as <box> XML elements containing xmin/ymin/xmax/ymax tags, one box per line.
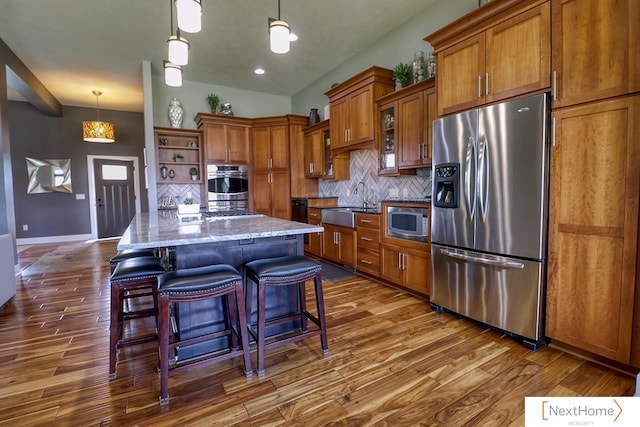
<box><xmin>357</xmin><ymin>248</ymin><xmax>380</xmax><ymax>276</ymax></box>
<box><xmin>357</xmin><ymin>228</ymin><xmax>380</xmax><ymax>250</ymax></box>
<box><xmin>356</xmin><ymin>213</ymin><xmax>380</xmax><ymax>229</ymax></box>
<box><xmin>308</xmin><ymin>208</ymin><xmax>323</xmax><ymax>222</ymax></box>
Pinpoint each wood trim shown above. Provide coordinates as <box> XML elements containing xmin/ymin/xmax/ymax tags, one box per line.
<box><xmin>375</xmin><ymin>77</ymin><xmax>435</xmax><ymax>106</ymax></box>
<box><xmin>194</xmin><ymin>113</ymin><xmax>253</xmax><ymax>129</ymax></box>
<box><xmin>324</xmin><ymin>66</ymin><xmax>394</xmax><ymax>101</ymax></box>
<box><xmin>303</xmin><ymin>119</ymin><xmax>330</xmax><ymax>135</ymax></box>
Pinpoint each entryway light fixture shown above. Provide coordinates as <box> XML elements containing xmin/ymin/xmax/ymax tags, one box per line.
<box><xmin>269</xmin><ymin>0</ymin><xmax>290</xmax><ymax>54</ymax></box>
<box><xmin>175</xmin><ymin>0</ymin><xmax>202</xmax><ymax>33</ymax></box>
<box><xmin>164</xmin><ymin>61</ymin><xmax>183</xmax><ymax>87</ymax></box>
<box><xmin>83</xmin><ymin>91</ymin><xmax>115</xmax><ymax>143</ymax></box>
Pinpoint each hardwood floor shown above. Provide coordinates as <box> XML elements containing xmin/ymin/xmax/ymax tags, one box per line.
<box><xmin>0</xmin><ymin>239</ymin><xmax>635</xmax><ymax>426</ymax></box>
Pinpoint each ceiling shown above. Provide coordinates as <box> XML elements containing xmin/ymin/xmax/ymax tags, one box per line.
<box><xmin>0</xmin><ymin>0</ymin><xmax>437</xmax><ymax>112</ymax></box>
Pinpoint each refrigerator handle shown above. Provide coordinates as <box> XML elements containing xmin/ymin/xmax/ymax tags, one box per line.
<box><xmin>464</xmin><ymin>136</ymin><xmax>477</xmax><ymax>220</ymax></box>
<box><xmin>441</xmin><ymin>249</ymin><xmax>525</xmax><ymax>269</ymax></box>
<box><xmin>478</xmin><ymin>135</ymin><xmax>489</xmax><ymax>222</ymax></box>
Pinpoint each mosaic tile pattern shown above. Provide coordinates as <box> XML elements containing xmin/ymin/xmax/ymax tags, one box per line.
<box><xmin>319</xmin><ymin>150</ymin><xmax>431</xmax><ymax>207</ymax></box>
<box><xmin>157</xmin><ymin>183</ymin><xmax>202</xmax><ymax>206</ymax></box>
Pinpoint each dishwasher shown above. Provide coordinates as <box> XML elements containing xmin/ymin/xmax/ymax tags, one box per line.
<box><xmin>291</xmin><ymin>198</ymin><xmax>308</xmax><ymax>244</ymax></box>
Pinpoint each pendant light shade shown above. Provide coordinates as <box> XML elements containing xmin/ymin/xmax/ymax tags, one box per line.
<box><xmin>164</xmin><ymin>61</ymin><xmax>183</xmax><ymax>87</ymax></box>
<box><xmin>167</xmin><ymin>30</ymin><xmax>189</xmax><ymax>65</ymax></box>
<box><xmin>269</xmin><ymin>19</ymin><xmax>290</xmax><ymax>54</ymax></box>
<box><xmin>175</xmin><ymin>0</ymin><xmax>202</xmax><ymax>33</ymax></box>
<box><xmin>83</xmin><ymin>91</ymin><xmax>115</xmax><ymax>143</ymax></box>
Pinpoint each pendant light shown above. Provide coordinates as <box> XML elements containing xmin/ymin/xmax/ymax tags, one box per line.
<box><xmin>82</xmin><ymin>91</ymin><xmax>115</xmax><ymax>143</ymax></box>
<box><xmin>175</xmin><ymin>0</ymin><xmax>202</xmax><ymax>33</ymax></box>
<box><xmin>167</xmin><ymin>0</ymin><xmax>189</xmax><ymax>65</ymax></box>
<box><xmin>269</xmin><ymin>0</ymin><xmax>290</xmax><ymax>54</ymax></box>
<box><xmin>164</xmin><ymin>61</ymin><xmax>183</xmax><ymax>87</ymax></box>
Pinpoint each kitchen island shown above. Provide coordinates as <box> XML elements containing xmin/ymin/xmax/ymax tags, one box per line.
<box><xmin>117</xmin><ymin>211</ymin><xmax>323</xmax><ymax>360</ymax></box>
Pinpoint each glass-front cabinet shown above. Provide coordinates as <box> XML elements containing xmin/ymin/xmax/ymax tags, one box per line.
<box><xmin>379</xmin><ymin>103</ymin><xmax>397</xmax><ymax>176</ymax></box>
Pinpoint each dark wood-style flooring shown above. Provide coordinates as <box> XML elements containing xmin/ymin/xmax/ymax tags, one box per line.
<box><xmin>0</xmin><ymin>239</ymin><xmax>635</xmax><ymax>426</ymax></box>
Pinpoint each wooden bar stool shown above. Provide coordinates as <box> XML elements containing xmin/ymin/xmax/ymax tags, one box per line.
<box><xmin>109</xmin><ymin>256</ymin><xmax>165</xmax><ymax>380</ymax></box>
<box><xmin>244</xmin><ymin>255</ymin><xmax>329</xmax><ymax>376</ymax></box>
<box><xmin>109</xmin><ymin>248</ymin><xmax>158</xmax><ymax>273</ymax></box>
<box><xmin>157</xmin><ymin>264</ymin><xmax>252</xmax><ymax>405</ymax></box>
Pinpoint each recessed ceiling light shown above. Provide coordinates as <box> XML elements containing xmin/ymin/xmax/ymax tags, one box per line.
<box><xmin>254</xmin><ymin>68</ymin><xmax>265</xmax><ymax>75</ymax></box>
<box><xmin>289</xmin><ymin>33</ymin><xmax>298</xmax><ymax>42</ymax></box>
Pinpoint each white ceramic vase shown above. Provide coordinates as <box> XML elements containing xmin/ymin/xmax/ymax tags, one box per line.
<box><xmin>168</xmin><ymin>98</ymin><xmax>184</xmax><ymax>128</ymax></box>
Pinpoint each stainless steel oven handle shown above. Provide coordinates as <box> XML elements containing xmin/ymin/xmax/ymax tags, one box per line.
<box><xmin>441</xmin><ymin>249</ymin><xmax>524</xmax><ymax>269</ymax></box>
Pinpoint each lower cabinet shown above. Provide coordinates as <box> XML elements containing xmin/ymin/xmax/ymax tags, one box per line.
<box><xmin>307</xmin><ymin>208</ymin><xmax>324</xmax><ymax>258</ymax></box>
<box><xmin>322</xmin><ymin>223</ymin><xmax>356</xmax><ymax>268</ymax></box>
<box><xmin>356</xmin><ymin>213</ymin><xmax>380</xmax><ymax>276</ymax></box>
<box><xmin>253</xmin><ymin>171</ymin><xmax>290</xmax><ymax>219</ymax></box>
<box><xmin>380</xmin><ymin>244</ymin><xmax>430</xmax><ymax>296</ymax></box>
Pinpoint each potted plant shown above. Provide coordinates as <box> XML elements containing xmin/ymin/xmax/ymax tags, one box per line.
<box><xmin>173</xmin><ymin>153</ymin><xmax>184</xmax><ymax>162</ymax></box>
<box><xmin>190</xmin><ymin>167</ymin><xmax>198</xmax><ymax>181</ymax></box>
<box><xmin>393</xmin><ymin>62</ymin><xmax>413</xmax><ymax>89</ymax></box>
<box><xmin>178</xmin><ymin>192</ymin><xmax>199</xmax><ymax>214</ymax></box>
<box><xmin>207</xmin><ymin>93</ymin><xmax>220</xmax><ymax>113</ymax></box>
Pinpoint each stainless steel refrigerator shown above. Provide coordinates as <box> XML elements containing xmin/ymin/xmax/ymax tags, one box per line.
<box><xmin>430</xmin><ymin>93</ymin><xmax>549</xmax><ymax>349</ymax></box>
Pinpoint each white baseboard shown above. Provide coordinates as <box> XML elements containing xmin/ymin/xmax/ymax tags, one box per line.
<box><xmin>16</xmin><ymin>234</ymin><xmax>93</xmax><ymax>245</ymax></box>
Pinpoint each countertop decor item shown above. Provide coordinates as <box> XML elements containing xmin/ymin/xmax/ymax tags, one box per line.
<box><xmin>168</xmin><ymin>97</ymin><xmax>184</xmax><ymax>127</ymax></box>
<box><xmin>308</xmin><ymin>108</ymin><xmax>320</xmax><ymax>126</ymax></box>
<box><xmin>393</xmin><ymin>63</ymin><xmax>413</xmax><ymax>89</ymax></box>
<box><xmin>413</xmin><ymin>51</ymin><xmax>425</xmax><ymax>83</ymax></box>
<box><xmin>160</xmin><ymin>165</ymin><xmax>168</xmax><ymax>179</ymax></box>
<box><xmin>207</xmin><ymin>93</ymin><xmax>220</xmax><ymax>113</ymax></box>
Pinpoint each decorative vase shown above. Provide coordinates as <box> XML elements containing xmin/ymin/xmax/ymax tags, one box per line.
<box><xmin>219</xmin><ymin>103</ymin><xmax>234</xmax><ymax>116</ymax></box>
<box><xmin>308</xmin><ymin>108</ymin><xmax>320</xmax><ymax>126</ymax></box>
<box><xmin>160</xmin><ymin>166</ymin><xmax>168</xmax><ymax>179</ymax></box>
<box><xmin>168</xmin><ymin>98</ymin><xmax>184</xmax><ymax>128</ymax></box>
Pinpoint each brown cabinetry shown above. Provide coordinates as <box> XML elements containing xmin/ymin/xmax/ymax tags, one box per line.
<box><xmin>322</xmin><ymin>223</ymin><xmax>356</xmax><ymax>268</ymax></box>
<box><xmin>154</xmin><ymin>127</ymin><xmax>203</xmax><ymax>184</ymax></box>
<box><xmin>426</xmin><ymin>0</ymin><xmax>551</xmax><ymax>116</ymax></box>
<box><xmin>307</xmin><ymin>207</ymin><xmax>324</xmax><ymax>257</ymax></box>
<box><xmin>376</xmin><ymin>78</ymin><xmax>436</xmax><ymax>175</ymax></box>
<box><xmin>355</xmin><ymin>212</ymin><xmax>380</xmax><ymax>276</ymax></box>
<box><xmin>325</xmin><ymin>66</ymin><xmax>394</xmax><ymax>152</ymax></box>
<box><xmin>303</xmin><ymin>120</ymin><xmax>350</xmax><ymax>180</ymax></box>
<box><xmin>546</xmin><ymin>95</ymin><xmax>640</xmax><ymax>364</ymax></box>
<box><xmin>551</xmin><ymin>0</ymin><xmax>640</xmax><ymax>108</ymax></box>
<box><xmin>195</xmin><ymin>114</ymin><xmax>251</xmax><ymax>164</ymax></box>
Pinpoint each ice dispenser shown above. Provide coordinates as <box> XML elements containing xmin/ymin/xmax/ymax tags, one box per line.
<box><xmin>434</xmin><ymin>163</ymin><xmax>459</xmax><ymax>208</ymax></box>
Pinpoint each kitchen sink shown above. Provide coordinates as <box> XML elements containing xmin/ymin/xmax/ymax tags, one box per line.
<box><xmin>321</xmin><ymin>206</ymin><xmax>380</xmax><ymax>228</ymax></box>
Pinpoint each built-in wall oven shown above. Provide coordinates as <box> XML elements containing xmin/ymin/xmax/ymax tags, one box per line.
<box><xmin>207</xmin><ymin>164</ymin><xmax>249</xmax><ymax>212</ymax></box>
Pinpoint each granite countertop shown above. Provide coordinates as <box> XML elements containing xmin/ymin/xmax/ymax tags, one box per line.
<box><xmin>117</xmin><ymin>211</ymin><xmax>323</xmax><ymax>250</ymax></box>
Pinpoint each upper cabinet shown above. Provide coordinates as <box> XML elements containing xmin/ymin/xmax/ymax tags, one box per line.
<box><xmin>325</xmin><ymin>66</ymin><xmax>394</xmax><ymax>152</ymax></box>
<box><xmin>303</xmin><ymin>120</ymin><xmax>349</xmax><ymax>180</ymax></box>
<box><xmin>551</xmin><ymin>0</ymin><xmax>640</xmax><ymax>108</ymax></box>
<box><xmin>376</xmin><ymin>78</ymin><xmax>436</xmax><ymax>176</ymax></box>
<box><xmin>251</xmin><ymin>123</ymin><xmax>288</xmax><ymax>171</ymax></box>
<box><xmin>426</xmin><ymin>0</ymin><xmax>551</xmax><ymax>117</ymax></box>
<box><xmin>194</xmin><ymin>114</ymin><xmax>252</xmax><ymax>164</ymax></box>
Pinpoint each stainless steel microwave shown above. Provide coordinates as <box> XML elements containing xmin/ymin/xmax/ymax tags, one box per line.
<box><xmin>386</xmin><ymin>205</ymin><xmax>429</xmax><ymax>242</ymax></box>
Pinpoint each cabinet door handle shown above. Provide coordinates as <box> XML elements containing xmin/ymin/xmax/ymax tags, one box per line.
<box><xmin>478</xmin><ymin>75</ymin><xmax>483</xmax><ymax>98</ymax></box>
<box><xmin>552</xmin><ymin>70</ymin><xmax>557</xmax><ymax>100</ymax></box>
<box><xmin>401</xmin><ymin>253</ymin><xmax>406</xmax><ymax>270</ymax></box>
<box><xmin>360</xmin><ymin>237</ymin><xmax>373</xmax><ymax>242</ymax></box>
<box><xmin>485</xmin><ymin>73</ymin><xmax>490</xmax><ymax>96</ymax></box>
<box><xmin>344</xmin><ymin>129</ymin><xmax>348</xmax><ymax>142</ymax></box>
<box><xmin>398</xmin><ymin>253</ymin><xmax>402</xmax><ymax>269</ymax></box>
<box><xmin>348</xmin><ymin>129</ymin><xmax>352</xmax><ymax>141</ymax></box>
<box><xmin>360</xmin><ymin>259</ymin><xmax>373</xmax><ymax>265</ymax></box>
<box><xmin>551</xmin><ymin>117</ymin><xmax>556</xmax><ymax>147</ymax></box>
<box><xmin>418</xmin><ymin>144</ymin><xmax>422</xmax><ymax>159</ymax></box>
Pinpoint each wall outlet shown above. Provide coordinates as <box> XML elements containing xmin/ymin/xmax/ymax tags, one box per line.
<box><xmin>389</xmin><ymin>188</ymin><xmax>399</xmax><ymax>197</ymax></box>
<box><xmin>346</xmin><ymin>189</ymin><xmax>350</xmax><ymax>197</ymax></box>
<box><xmin>22</xmin><ymin>224</ymin><xmax>28</xmax><ymax>231</ymax></box>
<box><xmin>75</xmin><ymin>193</ymin><xmax>85</xmax><ymax>200</ymax></box>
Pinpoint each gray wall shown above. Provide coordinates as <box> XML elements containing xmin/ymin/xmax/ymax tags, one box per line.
<box><xmin>291</xmin><ymin>0</ymin><xmax>477</xmax><ymax>116</ymax></box>
<box><xmin>9</xmin><ymin>101</ymin><xmax>147</xmax><ymax>239</ymax></box>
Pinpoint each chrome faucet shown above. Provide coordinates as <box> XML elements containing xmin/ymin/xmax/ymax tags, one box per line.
<box><xmin>355</xmin><ymin>181</ymin><xmax>369</xmax><ymax>209</ymax></box>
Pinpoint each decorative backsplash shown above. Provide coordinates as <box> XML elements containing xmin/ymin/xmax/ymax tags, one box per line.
<box><xmin>157</xmin><ymin>183</ymin><xmax>202</xmax><ymax>207</ymax></box>
<box><xmin>319</xmin><ymin>150</ymin><xmax>432</xmax><ymax>207</ymax></box>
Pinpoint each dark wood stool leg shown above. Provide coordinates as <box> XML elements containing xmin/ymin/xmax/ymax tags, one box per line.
<box><xmin>159</xmin><ymin>294</ymin><xmax>170</xmax><ymax>405</ymax></box>
<box><xmin>256</xmin><ymin>279</ymin><xmax>267</xmax><ymax>376</ymax></box>
<box><xmin>313</xmin><ymin>270</ymin><xmax>329</xmax><ymax>354</ymax></box>
<box><xmin>109</xmin><ymin>284</ymin><xmax>122</xmax><ymax>380</ymax></box>
<box><xmin>234</xmin><ymin>282</ymin><xmax>253</xmax><ymax>377</ymax></box>
<box><xmin>299</xmin><ymin>281</ymin><xmax>308</xmax><ymax>332</ymax></box>
<box><xmin>226</xmin><ymin>293</ymin><xmax>239</xmax><ymax>350</ymax></box>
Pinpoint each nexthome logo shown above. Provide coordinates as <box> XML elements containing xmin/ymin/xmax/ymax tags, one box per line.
<box><xmin>525</xmin><ymin>397</ymin><xmax>639</xmax><ymax>426</ymax></box>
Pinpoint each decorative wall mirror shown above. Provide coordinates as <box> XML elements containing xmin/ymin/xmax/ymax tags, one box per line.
<box><xmin>26</xmin><ymin>157</ymin><xmax>73</xmax><ymax>194</ymax></box>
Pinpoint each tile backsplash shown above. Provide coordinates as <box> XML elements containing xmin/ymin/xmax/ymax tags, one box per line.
<box><xmin>319</xmin><ymin>149</ymin><xmax>432</xmax><ymax>207</ymax></box>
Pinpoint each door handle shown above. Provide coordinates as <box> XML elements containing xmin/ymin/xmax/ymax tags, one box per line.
<box><xmin>485</xmin><ymin>73</ymin><xmax>490</xmax><ymax>96</ymax></box>
<box><xmin>552</xmin><ymin>70</ymin><xmax>557</xmax><ymax>100</ymax></box>
<box><xmin>477</xmin><ymin>135</ymin><xmax>489</xmax><ymax>222</ymax></box>
<box><xmin>478</xmin><ymin>75</ymin><xmax>483</xmax><ymax>98</ymax></box>
<box><xmin>464</xmin><ymin>136</ymin><xmax>477</xmax><ymax>220</ymax></box>
<box><xmin>441</xmin><ymin>249</ymin><xmax>525</xmax><ymax>269</ymax></box>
